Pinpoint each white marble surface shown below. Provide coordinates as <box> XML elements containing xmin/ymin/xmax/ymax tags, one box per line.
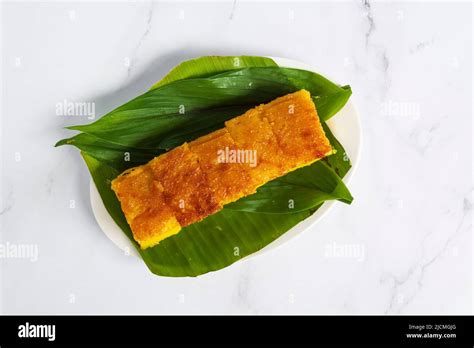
<box><xmin>0</xmin><ymin>0</ymin><xmax>472</xmax><ymax>314</ymax></box>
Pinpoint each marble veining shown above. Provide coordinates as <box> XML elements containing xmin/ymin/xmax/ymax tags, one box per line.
<box><xmin>124</xmin><ymin>1</ymin><xmax>155</xmax><ymax>81</ymax></box>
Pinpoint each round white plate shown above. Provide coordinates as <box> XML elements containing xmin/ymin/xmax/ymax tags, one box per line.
<box><xmin>90</xmin><ymin>57</ymin><xmax>362</xmax><ymax>259</ymax></box>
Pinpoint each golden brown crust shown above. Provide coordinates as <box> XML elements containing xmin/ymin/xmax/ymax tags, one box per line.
<box><xmin>263</xmin><ymin>90</ymin><xmax>332</xmax><ymax>169</ymax></box>
<box><xmin>189</xmin><ymin>129</ymin><xmax>255</xmax><ymax>205</ymax></box>
<box><xmin>225</xmin><ymin>106</ymin><xmax>286</xmax><ymax>187</ymax></box>
<box><xmin>111</xmin><ymin>166</ymin><xmax>181</xmax><ymax>245</ymax></box>
<box><xmin>130</xmin><ymin>181</ymin><xmax>181</xmax><ymax>243</ymax></box>
<box><xmin>111</xmin><ymin>165</ymin><xmax>154</xmax><ymax>223</ymax></box>
<box><xmin>148</xmin><ymin>143</ymin><xmax>221</xmax><ymax>226</ymax></box>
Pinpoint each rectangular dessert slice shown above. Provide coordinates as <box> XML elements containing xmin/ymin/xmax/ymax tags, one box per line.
<box><xmin>189</xmin><ymin>128</ymin><xmax>256</xmax><ymax>205</ymax></box>
<box><xmin>262</xmin><ymin>90</ymin><xmax>333</xmax><ymax>170</ymax></box>
<box><xmin>148</xmin><ymin>143</ymin><xmax>221</xmax><ymax>226</ymax></box>
<box><xmin>111</xmin><ymin>165</ymin><xmax>181</xmax><ymax>248</ymax></box>
<box><xmin>225</xmin><ymin>106</ymin><xmax>286</xmax><ymax>189</ymax></box>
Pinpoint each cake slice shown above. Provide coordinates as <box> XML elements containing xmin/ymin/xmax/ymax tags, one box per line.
<box><xmin>225</xmin><ymin>106</ymin><xmax>286</xmax><ymax>188</ymax></box>
<box><xmin>111</xmin><ymin>165</ymin><xmax>181</xmax><ymax>249</ymax></box>
<box><xmin>188</xmin><ymin>129</ymin><xmax>255</xmax><ymax>205</ymax></box>
<box><xmin>148</xmin><ymin>143</ymin><xmax>221</xmax><ymax>226</ymax></box>
<box><xmin>262</xmin><ymin>90</ymin><xmax>333</xmax><ymax>170</ymax></box>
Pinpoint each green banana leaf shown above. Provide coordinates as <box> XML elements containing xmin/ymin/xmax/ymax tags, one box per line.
<box><xmin>150</xmin><ymin>55</ymin><xmax>277</xmax><ymax>89</ymax></box>
<box><xmin>321</xmin><ymin>123</ymin><xmax>352</xmax><ymax>178</ymax></box>
<box><xmin>57</xmin><ymin>56</ymin><xmax>353</xmax><ymax>277</ymax></box>
<box><xmin>56</xmin><ymin>133</ymin><xmax>163</xmax><ymax>172</ymax></box>
<box><xmin>225</xmin><ymin>160</ymin><xmax>352</xmax><ymax>213</ymax></box>
<box><xmin>65</xmin><ymin>67</ymin><xmax>351</xmax><ymax>150</ymax></box>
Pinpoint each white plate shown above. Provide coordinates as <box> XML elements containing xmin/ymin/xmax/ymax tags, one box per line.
<box><xmin>90</xmin><ymin>57</ymin><xmax>362</xmax><ymax>259</ymax></box>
